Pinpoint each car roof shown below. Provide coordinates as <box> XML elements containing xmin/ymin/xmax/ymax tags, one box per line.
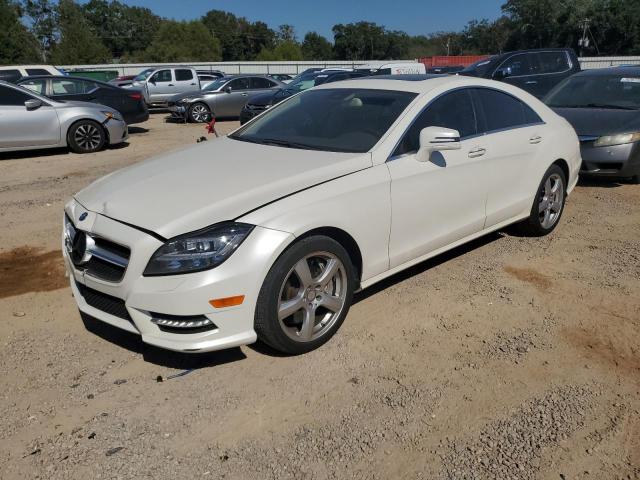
<box><xmin>17</xmin><ymin>75</ymin><xmax>117</xmax><ymax>87</ymax></box>
<box><xmin>313</xmin><ymin>74</ymin><xmax>530</xmax><ymax>96</ymax></box>
<box><xmin>574</xmin><ymin>66</ymin><xmax>640</xmax><ymax>76</ymax></box>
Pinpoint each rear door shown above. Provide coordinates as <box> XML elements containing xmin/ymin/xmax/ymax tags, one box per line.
<box><xmin>50</xmin><ymin>78</ymin><xmax>100</xmax><ymax>103</ymax></box>
<box><xmin>471</xmin><ymin>87</ymin><xmax>546</xmax><ymax>225</ymax></box>
<box><xmin>174</xmin><ymin>68</ymin><xmax>199</xmax><ymax>93</ymax></box>
<box><xmin>534</xmin><ymin>51</ymin><xmax>574</xmax><ymax>97</ymax></box>
<box><xmin>0</xmin><ymin>85</ymin><xmax>60</xmax><ymax>148</ymax></box>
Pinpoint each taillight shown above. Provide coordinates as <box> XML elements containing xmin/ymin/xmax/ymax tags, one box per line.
<box><xmin>128</xmin><ymin>93</ymin><xmax>142</xmax><ymax>100</ymax></box>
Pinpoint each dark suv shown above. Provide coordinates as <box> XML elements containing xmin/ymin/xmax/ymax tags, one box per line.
<box><xmin>460</xmin><ymin>48</ymin><xmax>581</xmax><ymax>98</ymax></box>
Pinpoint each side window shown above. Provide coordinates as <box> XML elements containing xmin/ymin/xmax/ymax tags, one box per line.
<box><xmin>19</xmin><ymin>79</ymin><xmax>47</xmax><ymax>95</ymax></box>
<box><xmin>52</xmin><ymin>79</ymin><xmax>80</xmax><ymax>95</ymax></box>
<box><xmin>474</xmin><ymin>88</ymin><xmax>541</xmax><ymax>133</ymax></box>
<box><xmin>250</xmin><ymin>77</ymin><xmax>274</xmax><ymax>89</ymax></box>
<box><xmin>175</xmin><ymin>69</ymin><xmax>193</xmax><ymax>81</ymax></box>
<box><xmin>0</xmin><ymin>86</ymin><xmax>33</xmax><ymax>106</ymax></box>
<box><xmin>496</xmin><ymin>54</ymin><xmax>532</xmax><ymax>77</ymax></box>
<box><xmin>228</xmin><ymin>78</ymin><xmax>250</xmax><ymax>90</ymax></box>
<box><xmin>0</xmin><ymin>69</ymin><xmax>22</xmax><ymax>83</ymax></box>
<box><xmin>26</xmin><ymin>68</ymin><xmax>51</xmax><ymax>76</ymax></box>
<box><xmin>536</xmin><ymin>52</ymin><xmax>570</xmax><ymax>74</ymax></box>
<box><xmin>394</xmin><ymin>89</ymin><xmax>477</xmax><ymax>156</ymax></box>
<box><xmin>151</xmin><ymin>70</ymin><xmax>172</xmax><ymax>83</ymax></box>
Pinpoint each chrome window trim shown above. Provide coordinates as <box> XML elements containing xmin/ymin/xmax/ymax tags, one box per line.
<box><xmin>493</xmin><ymin>51</ymin><xmax>573</xmax><ymax>80</ymax></box>
<box><xmin>386</xmin><ymin>86</ymin><xmax>546</xmax><ymax>162</ymax></box>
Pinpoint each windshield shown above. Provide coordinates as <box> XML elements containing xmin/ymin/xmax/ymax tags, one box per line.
<box><xmin>230</xmin><ymin>88</ymin><xmax>417</xmax><ymax>153</ymax></box>
<box><xmin>202</xmin><ymin>78</ymin><xmax>229</xmax><ymax>91</ymax></box>
<box><xmin>545</xmin><ymin>75</ymin><xmax>640</xmax><ymax>109</ymax></box>
<box><xmin>133</xmin><ymin>68</ymin><xmax>154</xmax><ymax>82</ymax></box>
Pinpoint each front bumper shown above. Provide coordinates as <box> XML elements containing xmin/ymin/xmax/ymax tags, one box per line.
<box><xmin>105</xmin><ymin>119</ymin><xmax>128</xmax><ymax>145</ymax></box>
<box><xmin>579</xmin><ymin>138</ymin><xmax>640</xmax><ymax>178</ymax></box>
<box><xmin>63</xmin><ymin>200</ymin><xmax>293</xmax><ymax>353</ymax></box>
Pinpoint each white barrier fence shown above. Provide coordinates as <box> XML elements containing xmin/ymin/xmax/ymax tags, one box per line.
<box><xmin>57</xmin><ymin>57</ymin><xmax>640</xmax><ymax>76</ymax></box>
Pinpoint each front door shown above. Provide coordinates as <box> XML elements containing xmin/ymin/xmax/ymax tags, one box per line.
<box><xmin>215</xmin><ymin>77</ymin><xmax>252</xmax><ymax>117</ymax></box>
<box><xmin>0</xmin><ymin>86</ymin><xmax>60</xmax><ymax>148</ymax></box>
<box><xmin>387</xmin><ymin>89</ymin><xmax>488</xmax><ymax>268</ymax></box>
<box><xmin>147</xmin><ymin>69</ymin><xmax>174</xmax><ymax>103</ymax></box>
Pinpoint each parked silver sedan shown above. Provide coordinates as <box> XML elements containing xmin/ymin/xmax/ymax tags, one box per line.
<box><xmin>168</xmin><ymin>75</ymin><xmax>284</xmax><ymax>122</ymax></box>
<box><xmin>0</xmin><ymin>81</ymin><xmax>128</xmax><ymax>154</ymax></box>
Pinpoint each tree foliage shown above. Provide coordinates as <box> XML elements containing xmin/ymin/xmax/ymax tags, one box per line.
<box><xmin>143</xmin><ymin>20</ymin><xmax>221</xmax><ymax>63</ymax></box>
<box><xmin>50</xmin><ymin>0</ymin><xmax>110</xmax><ymax>64</ymax></box>
<box><xmin>3</xmin><ymin>0</ymin><xmax>640</xmax><ymax>66</ymax></box>
<box><xmin>0</xmin><ymin>0</ymin><xmax>40</xmax><ymax>63</ymax></box>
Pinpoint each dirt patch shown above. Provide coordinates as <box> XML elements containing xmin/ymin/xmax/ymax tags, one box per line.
<box><xmin>562</xmin><ymin>326</ymin><xmax>640</xmax><ymax>378</ymax></box>
<box><xmin>504</xmin><ymin>266</ymin><xmax>552</xmax><ymax>291</ymax></box>
<box><xmin>0</xmin><ymin>247</ymin><xmax>67</xmax><ymax>298</ymax></box>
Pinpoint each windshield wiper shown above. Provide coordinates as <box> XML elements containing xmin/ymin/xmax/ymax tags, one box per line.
<box><xmin>259</xmin><ymin>138</ymin><xmax>325</xmax><ymax>150</ymax></box>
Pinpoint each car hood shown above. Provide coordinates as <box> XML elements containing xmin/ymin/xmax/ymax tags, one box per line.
<box><xmin>552</xmin><ymin>107</ymin><xmax>640</xmax><ymax>136</ymax></box>
<box><xmin>74</xmin><ymin>137</ymin><xmax>372</xmax><ymax>238</ymax></box>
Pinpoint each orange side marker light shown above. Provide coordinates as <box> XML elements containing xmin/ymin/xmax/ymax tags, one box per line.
<box><xmin>209</xmin><ymin>295</ymin><xmax>245</xmax><ymax>308</ymax></box>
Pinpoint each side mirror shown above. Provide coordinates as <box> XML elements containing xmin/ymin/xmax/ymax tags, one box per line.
<box><xmin>223</xmin><ymin>86</ymin><xmax>232</xmax><ymax>93</ymax></box>
<box><xmin>494</xmin><ymin>66</ymin><xmax>512</xmax><ymax>80</ymax></box>
<box><xmin>149</xmin><ymin>78</ymin><xmax>156</xmax><ymax>85</ymax></box>
<box><xmin>416</xmin><ymin>126</ymin><xmax>461</xmax><ymax>163</ymax></box>
<box><xmin>24</xmin><ymin>99</ymin><xmax>43</xmax><ymax>111</ymax></box>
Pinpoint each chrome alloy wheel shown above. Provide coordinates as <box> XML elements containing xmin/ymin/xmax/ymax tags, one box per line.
<box><xmin>190</xmin><ymin>104</ymin><xmax>210</xmax><ymax>122</ymax></box>
<box><xmin>277</xmin><ymin>252</ymin><xmax>347</xmax><ymax>342</ymax></box>
<box><xmin>538</xmin><ymin>173</ymin><xmax>564</xmax><ymax>229</ymax></box>
<box><xmin>74</xmin><ymin>124</ymin><xmax>102</xmax><ymax>150</ymax></box>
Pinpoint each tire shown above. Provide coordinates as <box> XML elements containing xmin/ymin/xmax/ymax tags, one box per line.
<box><xmin>188</xmin><ymin>102</ymin><xmax>211</xmax><ymax>123</ymax></box>
<box><xmin>254</xmin><ymin>235</ymin><xmax>356</xmax><ymax>355</ymax></box>
<box><xmin>516</xmin><ymin>164</ymin><xmax>567</xmax><ymax>236</ymax></box>
<box><xmin>67</xmin><ymin>120</ymin><xmax>106</xmax><ymax>153</ymax></box>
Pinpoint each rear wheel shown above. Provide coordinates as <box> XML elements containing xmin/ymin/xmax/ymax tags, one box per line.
<box><xmin>188</xmin><ymin>102</ymin><xmax>211</xmax><ymax>123</ymax></box>
<box><xmin>67</xmin><ymin>120</ymin><xmax>105</xmax><ymax>153</ymax></box>
<box><xmin>516</xmin><ymin>164</ymin><xmax>566</xmax><ymax>236</ymax></box>
<box><xmin>254</xmin><ymin>236</ymin><xmax>355</xmax><ymax>355</ymax></box>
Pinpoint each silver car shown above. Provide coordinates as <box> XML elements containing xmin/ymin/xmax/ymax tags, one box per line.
<box><xmin>128</xmin><ymin>66</ymin><xmax>201</xmax><ymax>107</ymax></box>
<box><xmin>168</xmin><ymin>75</ymin><xmax>284</xmax><ymax>122</ymax></box>
<box><xmin>0</xmin><ymin>81</ymin><xmax>128</xmax><ymax>154</ymax></box>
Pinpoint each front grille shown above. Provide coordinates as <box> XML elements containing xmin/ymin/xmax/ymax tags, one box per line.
<box><xmin>85</xmin><ymin>257</ymin><xmax>126</xmax><ymax>282</ymax></box>
<box><xmin>76</xmin><ymin>282</ymin><xmax>132</xmax><ymax>322</ymax></box>
<box><xmin>167</xmin><ymin>101</ymin><xmax>175</xmax><ymax>107</ymax></box>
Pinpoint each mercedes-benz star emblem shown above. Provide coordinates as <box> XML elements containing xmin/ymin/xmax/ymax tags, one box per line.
<box><xmin>79</xmin><ymin>212</ymin><xmax>88</xmax><ymax>221</ymax></box>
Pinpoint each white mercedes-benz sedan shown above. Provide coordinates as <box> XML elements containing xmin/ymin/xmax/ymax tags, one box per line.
<box><xmin>63</xmin><ymin>75</ymin><xmax>580</xmax><ymax>355</ymax></box>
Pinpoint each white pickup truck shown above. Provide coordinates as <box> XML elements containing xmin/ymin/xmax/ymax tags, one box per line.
<box><xmin>127</xmin><ymin>66</ymin><xmax>201</xmax><ymax>107</ymax></box>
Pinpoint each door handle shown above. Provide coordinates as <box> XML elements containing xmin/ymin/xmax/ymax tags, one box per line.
<box><xmin>168</xmin><ymin>84</ymin><xmax>174</xmax><ymax>86</ymax></box>
<box><xmin>241</xmin><ymin>93</ymin><xmax>249</xmax><ymax>96</ymax></box>
<box><xmin>525</xmin><ymin>80</ymin><xmax>538</xmax><ymax>85</ymax></box>
<box><xmin>529</xmin><ymin>135</ymin><xmax>542</xmax><ymax>144</ymax></box>
<box><xmin>190</xmin><ymin>83</ymin><xmax>196</xmax><ymax>85</ymax></box>
<box><xmin>468</xmin><ymin>147</ymin><xmax>486</xmax><ymax>158</ymax></box>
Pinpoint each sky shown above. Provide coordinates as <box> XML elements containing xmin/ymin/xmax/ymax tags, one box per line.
<box><xmin>114</xmin><ymin>0</ymin><xmax>505</xmax><ymax>39</ymax></box>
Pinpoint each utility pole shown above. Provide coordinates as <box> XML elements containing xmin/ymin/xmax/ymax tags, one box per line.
<box><xmin>578</xmin><ymin>18</ymin><xmax>590</xmax><ymax>56</ymax></box>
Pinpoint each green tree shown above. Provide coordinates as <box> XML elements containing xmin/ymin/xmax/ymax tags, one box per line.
<box><xmin>0</xmin><ymin>0</ymin><xmax>40</xmax><ymax>63</ymax></box>
<box><xmin>332</xmin><ymin>22</ymin><xmax>409</xmax><ymax>60</ymax></box>
<box><xmin>277</xmin><ymin>24</ymin><xmax>296</xmax><ymax>42</ymax></box>
<box><xmin>301</xmin><ymin>32</ymin><xmax>333</xmax><ymax>60</ymax></box>
<box><xmin>22</xmin><ymin>0</ymin><xmax>56</xmax><ymax>61</ymax></box>
<box><xmin>202</xmin><ymin>10</ymin><xmax>276</xmax><ymax>60</ymax></box>
<box><xmin>50</xmin><ymin>0</ymin><xmax>110</xmax><ymax>64</ymax></box>
<box><xmin>82</xmin><ymin>0</ymin><xmax>161</xmax><ymax>59</ymax></box>
<box><xmin>256</xmin><ymin>40</ymin><xmax>303</xmax><ymax>61</ymax></box>
<box><xmin>143</xmin><ymin>20</ymin><xmax>221</xmax><ymax>62</ymax></box>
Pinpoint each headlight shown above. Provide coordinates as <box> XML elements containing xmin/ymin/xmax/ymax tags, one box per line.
<box><xmin>102</xmin><ymin>110</ymin><xmax>123</xmax><ymax>122</ymax></box>
<box><xmin>143</xmin><ymin>222</ymin><xmax>254</xmax><ymax>276</ymax></box>
<box><xmin>593</xmin><ymin>132</ymin><xmax>640</xmax><ymax>147</ymax></box>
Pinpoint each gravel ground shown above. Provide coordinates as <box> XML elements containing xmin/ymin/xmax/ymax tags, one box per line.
<box><xmin>0</xmin><ymin>113</ymin><xmax>639</xmax><ymax>479</ymax></box>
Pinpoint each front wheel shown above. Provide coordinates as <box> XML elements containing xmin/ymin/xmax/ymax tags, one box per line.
<box><xmin>67</xmin><ymin>120</ymin><xmax>106</xmax><ymax>153</ymax></box>
<box><xmin>254</xmin><ymin>236</ymin><xmax>356</xmax><ymax>355</ymax></box>
<box><xmin>516</xmin><ymin>164</ymin><xmax>567</xmax><ymax>236</ymax></box>
<box><xmin>188</xmin><ymin>102</ymin><xmax>211</xmax><ymax>123</ymax></box>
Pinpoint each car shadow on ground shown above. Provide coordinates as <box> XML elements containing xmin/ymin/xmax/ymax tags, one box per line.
<box><xmin>577</xmin><ymin>176</ymin><xmax>630</xmax><ymax>188</ymax></box>
<box><xmin>0</xmin><ymin>147</ymin><xmax>66</xmax><ymax>161</ymax></box>
<box><xmin>80</xmin><ymin>312</ymin><xmax>247</xmax><ymax>369</ymax></box>
<box><xmin>128</xmin><ymin>126</ymin><xmax>149</xmax><ymax>134</ymax></box>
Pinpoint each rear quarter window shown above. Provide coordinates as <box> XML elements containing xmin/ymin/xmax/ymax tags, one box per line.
<box><xmin>474</xmin><ymin>88</ymin><xmax>542</xmax><ymax>132</ymax></box>
<box><xmin>0</xmin><ymin>69</ymin><xmax>22</xmax><ymax>83</ymax></box>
